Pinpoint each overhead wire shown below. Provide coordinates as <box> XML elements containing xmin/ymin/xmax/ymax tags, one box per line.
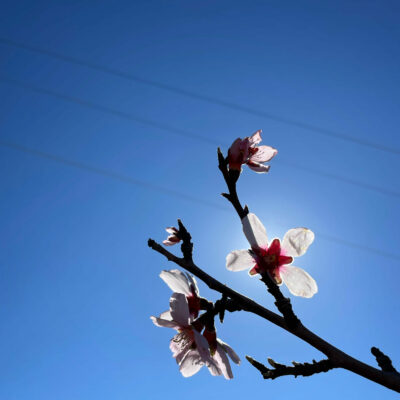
<box><xmin>1</xmin><ymin>76</ymin><xmax>399</xmax><ymax>199</ymax></box>
<box><xmin>1</xmin><ymin>138</ymin><xmax>399</xmax><ymax>261</ymax></box>
<box><xmin>1</xmin><ymin>36</ymin><xmax>400</xmax><ymax>155</ymax></box>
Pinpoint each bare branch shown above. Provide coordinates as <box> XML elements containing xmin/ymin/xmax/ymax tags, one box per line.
<box><xmin>371</xmin><ymin>347</ymin><xmax>400</xmax><ymax>374</ymax></box>
<box><xmin>246</xmin><ymin>356</ymin><xmax>335</xmax><ymax>379</ymax></box>
<box><xmin>148</xmin><ymin>236</ymin><xmax>400</xmax><ymax>393</ymax></box>
<box><xmin>217</xmin><ymin>147</ymin><xmax>300</xmax><ymax>328</ymax></box>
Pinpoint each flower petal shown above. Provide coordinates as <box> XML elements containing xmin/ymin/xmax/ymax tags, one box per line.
<box><xmin>214</xmin><ymin>344</ymin><xmax>233</xmax><ymax>379</ymax></box>
<box><xmin>282</xmin><ymin>228</ymin><xmax>315</xmax><ymax>257</ymax></box>
<box><xmin>193</xmin><ymin>329</ymin><xmax>211</xmax><ymax>362</ymax></box>
<box><xmin>217</xmin><ymin>339</ymin><xmax>241</xmax><ymax>365</ymax></box>
<box><xmin>160</xmin><ymin>269</ymin><xmax>191</xmax><ymax>295</ymax></box>
<box><xmin>179</xmin><ymin>349</ymin><xmax>204</xmax><ymax>377</ymax></box>
<box><xmin>247</xmin><ymin>161</ymin><xmax>271</xmax><ymax>173</ymax></box>
<box><xmin>226</xmin><ymin>249</ymin><xmax>256</xmax><ymax>271</ymax></box>
<box><xmin>248</xmin><ymin>130</ymin><xmax>262</xmax><ymax>145</ymax></box>
<box><xmin>250</xmin><ymin>145</ymin><xmax>277</xmax><ymax>163</ymax></box>
<box><xmin>170</xmin><ymin>331</ymin><xmax>193</xmax><ymax>364</ymax></box>
<box><xmin>150</xmin><ymin>316</ymin><xmax>178</xmax><ymax>329</ymax></box>
<box><xmin>242</xmin><ymin>213</ymin><xmax>268</xmax><ymax>249</ymax></box>
<box><xmin>185</xmin><ymin>272</ymin><xmax>199</xmax><ymax>296</ymax></box>
<box><xmin>280</xmin><ymin>265</ymin><xmax>318</xmax><ymax>298</ymax></box>
<box><xmin>160</xmin><ymin>310</ymin><xmax>172</xmax><ymax>320</ymax></box>
<box><xmin>163</xmin><ymin>235</ymin><xmax>181</xmax><ymax>246</ymax></box>
<box><xmin>170</xmin><ymin>293</ymin><xmax>191</xmax><ymax>326</ymax></box>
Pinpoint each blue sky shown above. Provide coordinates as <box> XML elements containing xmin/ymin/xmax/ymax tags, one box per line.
<box><xmin>1</xmin><ymin>1</ymin><xmax>400</xmax><ymax>399</ymax></box>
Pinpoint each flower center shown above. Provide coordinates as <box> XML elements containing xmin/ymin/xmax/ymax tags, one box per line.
<box><xmin>263</xmin><ymin>253</ymin><xmax>278</xmax><ymax>268</ymax></box>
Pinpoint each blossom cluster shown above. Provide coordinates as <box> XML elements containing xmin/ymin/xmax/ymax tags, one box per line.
<box><xmin>151</xmin><ymin>270</ymin><xmax>240</xmax><ymax>379</ymax></box>
<box><xmin>151</xmin><ymin>129</ymin><xmax>318</xmax><ymax>379</ymax></box>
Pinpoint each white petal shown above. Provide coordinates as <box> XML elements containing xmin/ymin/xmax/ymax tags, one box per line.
<box><xmin>179</xmin><ymin>349</ymin><xmax>204</xmax><ymax>377</ymax></box>
<box><xmin>248</xmin><ymin>130</ymin><xmax>262</xmax><ymax>145</ymax></box>
<box><xmin>150</xmin><ymin>316</ymin><xmax>178</xmax><ymax>329</ymax></box>
<box><xmin>170</xmin><ymin>293</ymin><xmax>191</xmax><ymax>326</ymax></box>
<box><xmin>250</xmin><ymin>145</ymin><xmax>277</xmax><ymax>163</ymax></box>
<box><xmin>280</xmin><ymin>265</ymin><xmax>318</xmax><ymax>298</ymax></box>
<box><xmin>160</xmin><ymin>310</ymin><xmax>172</xmax><ymax>320</ymax></box>
<box><xmin>193</xmin><ymin>329</ymin><xmax>211</xmax><ymax>362</ymax></box>
<box><xmin>206</xmin><ymin>357</ymin><xmax>222</xmax><ymax>376</ymax></box>
<box><xmin>226</xmin><ymin>249</ymin><xmax>256</xmax><ymax>271</ymax></box>
<box><xmin>185</xmin><ymin>272</ymin><xmax>199</xmax><ymax>296</ymax></box>
<box><xmin>214</xmin><ymin>344</ymin><xmax>233</xmax><ymax>379</ymax></box>
<box><xmin>242</xmin><ymin>213</ymin><xmax>268</xmax><ymax>249</ymax></box>
<box><xmin>282</xmin><ymin>228</ymin><xmax>315</xmax><ymax>257</ymax></box>
<box><xmin>247</xmin><ymin>161</ymin><xmax>271</xmax><ymax>173</ymax></box>
<box><xmin>170</xmin><ymin>332</ymin><xmax>193</xmax><ymax>364</ymax></box>
<box><xmin>160</xmin><ymin>269</ymin><xmax>191</xmax><ymax>295</ymax></box>
<box><xmin>217</xmin><ymin>339</ymin><xmax>241</xmax><ymax>365</ymax></box>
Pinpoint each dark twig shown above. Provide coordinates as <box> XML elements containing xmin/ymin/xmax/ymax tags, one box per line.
<box><xmin>217</xmin><ymin>147</ymin><xmax>300</xmax><ymax>328</ymax></box>
<box><xmin>177</xmin><ymin>219</ymin><xmax>193</xmax><ymax>261</ymax></box>
<box><xmin>148</xmin><ymin>236</ymin><xmax>400</xmax><ymax>393</ymax></box>
<box><xmin>371</xmin><ymin>347</ymin><xmax>399</xmax><ymax>374</ymax></box>
<box><xmin>246</xmin><ymin>356</ymin><xmax>335</xmax><ymax>379</ymax></box>
<box><xmin>260</xmin><ymin>273</ymin><xmax>300</xmax><ymax>329</ymax></box>
<box><xmin>217</xmin><ymin>148</ymin><xmax>248</xmax><ymax>219</ymax></box>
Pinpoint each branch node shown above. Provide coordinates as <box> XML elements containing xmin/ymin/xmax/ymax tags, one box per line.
<box><xmin>247</xmin><ymin>356</ymin><xmax>335</xmax><ymax>380</ymax></box>
<box><xmin>371</xmin><ymin>347</ymin><xmax>399</xmax><ymax>374</ymax></box>
<box><xmin>177</xmin><ymin>219</ymin><xmax>193</xmax><ymax>261</ymax></box>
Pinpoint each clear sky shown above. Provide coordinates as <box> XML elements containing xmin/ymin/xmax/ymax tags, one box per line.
<box><xmin>1</xmin><ymin>1</ymin><xmax>400</xmax><ymax>399</ymax></box>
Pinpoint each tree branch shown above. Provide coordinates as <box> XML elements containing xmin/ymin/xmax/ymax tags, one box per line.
<box><xmin>371</xmin><ymin>347</ymin><xmax>399</xmax><ymax>374</ymax></box>
<box><xmin>148</xmin><ymin>236</ymin><xmax>400</xmax><ymax>393</ymax></box>
<box><xmin>217</xmin><ymin>147</ymin><xmax>300</xmax><ymax>328</ymax></box>
<box><xmin>246</xmin><ymin>356</ymin><xmax>335</xmax><ymax>379</ymax></box>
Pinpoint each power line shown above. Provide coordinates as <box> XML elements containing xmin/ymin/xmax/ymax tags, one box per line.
<box><xmin>1</xmin><ymin>76</ymin><xmax>399</xmax><ymax>200</ymax></box>
<box><xmin>1</xmin><ymin>138</ymin><xmax>399</xmax><ymax>261</ymax></box>
<box><xmin>0</xmin><ymin>139</ymin><xmax>227</xmax><ymax>211</ymax></box>
<box><xmin>1</xmin><ymin>36</ymin><xmax>400</xmax><ymax>156</ymax></box>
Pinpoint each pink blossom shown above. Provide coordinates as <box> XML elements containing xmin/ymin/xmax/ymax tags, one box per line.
<box><xmin>226</xmin><ymin>213</ymin><xmax>318</xmax><ymax>298</ymax></box>
<box><xmin>152</xmin><ymin>273</ymin><xmax>240</xmax><ymax>378</ymax></box>
<box><xmin>163</xmin><ymin>227</ymin><xmax>181</xmax><ymax>246</ymax></box>
<box><xmin>228</xmin><ymin>130</ymin><xmax>277</xmax><ymax>173</ymax></box>
<box><xmin>151</xmin><ymin>293</ymin><xmax>218</xmax><ymax>377</ymax></box>
<box><xmin>160</xmin><ymin>269</ymin><xmax>201</xmax><ymax>318</ymax></box>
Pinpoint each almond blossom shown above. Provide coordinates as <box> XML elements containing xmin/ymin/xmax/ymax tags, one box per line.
<box><xmin>151</xmin><ymin>292</ymin><xmax>219</xmax><ymax>377</ymax></box>
<box><xmin>160</xmin><ymin>269</ymin><xmax>201</xmax><ymax>318</ymax></box>
<box><xmin>228</xmin><ymin>130</ymin><xmax>277</xmax><ymax>173</ymax></box>
<box><xmin>226</xmin><ymin>213</ymin><xmax>318</xmax><ymax>298</ymax></box>
<box><xmin>152</xmin><ymin>271</ymin><xmax>241</xmax><ymax>378</ymax></box>
<box><xmin>163</xmin><ymin>227</ymin><xmax>181</xmax><ymax>246</ymax></box>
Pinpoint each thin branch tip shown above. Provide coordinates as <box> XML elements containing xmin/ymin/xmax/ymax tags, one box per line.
<box><xmin>371</xmin><ymin>347</ymin><xmax>399</xmax><ymax>374</ymax></box>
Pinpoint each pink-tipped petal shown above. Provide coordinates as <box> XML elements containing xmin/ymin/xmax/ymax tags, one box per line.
<box><xmin>250</xmin><ymin>145</ymin><xmax>278</xmax><ymax>162</ymax></box>
<box><xmin>242</xmin><ymin>213</ymin><xmax>268</xmax><ymax>249</ymax></box>
<box><xmin>248</xmin><ymin>266</ymin><xmax>259</xmax><ymax>276</ymax></box>
<box><xmin>280</xmin><ymin>265</ymin><xmax>318</xmax><ymax>298</ymax></box>
<box><xmin>248</xmin><ymin>130</ymin><xmax>262</xmax><ymax>145</ymax></box>
<box><xmin>160</xmin><ymin>269</ymin><xmax>191</xmax><ymax>295</ymax></box>
<box><xmin>226</xmin><ymin>249</ymin><xmax>256</xmax><ymax>272</ymax></box>
<box><xmin>247</xmin><ymin>161</ymin><xmax>271</xmax><ymax>173</ymax></box>
<box><xmin>282</xmin><ymin>228</ymin><xmax>315</xmax><ymax>257</ymax></box>
<box><xmin>163</xmin><ymin>235</ymin><xmax>181</xmax><ymax>246</ymax></box>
